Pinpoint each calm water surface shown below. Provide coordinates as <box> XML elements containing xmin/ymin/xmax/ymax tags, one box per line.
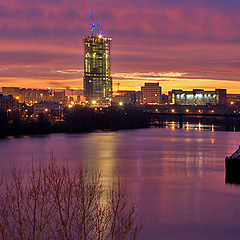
<box><xmin>1</xmin><ymin>127</ymin><xmax>240</xmax><ymax>240</ymax></box>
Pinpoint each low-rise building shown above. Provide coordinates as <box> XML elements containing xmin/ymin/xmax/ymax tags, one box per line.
<box><xmin>169</xmin><ymin>89</ymin><xmax>227</xmax><ymax>105</ymax></box>
<box><xmin>33</xmin><ymin>102</ymin><xmax>64</xmax><ymax>121</ymax></box>
<box><xmin>2</xmin><ymin>87</ymin><xmax>70</xmax><ymax>106</ymax></box>
<box><xmin>227</xmin><ymin>94</ymin><xmax>240</xmax><ymax>105</ymax></box>
<box><xmin>112</xmin><ymin>91</ymin><xmax>141</xmax><ymax>106</ymax></box>
<box><xmin>53</xmin><ymin>90</ymin><xmax>67</xmax><ymax>104</ymax></box>
<box><xmin>0</xmin><ymin>94</ymin><xmax>19</xmax><ymax>111</ymax></box>
<box><xmin>2</xmin><ymin>87</ymin><xmax>53</xmax><ymax>104</ymax></box>
<box><xmin>161</xmin><ymin>94</ymin><xmax>168</xmax><ymax>105</ymax></box>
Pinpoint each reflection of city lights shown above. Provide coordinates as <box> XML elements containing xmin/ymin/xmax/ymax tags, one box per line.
<box><xmin>171</xmin><ymin>121</ymin><xmax>175</xmax><ymax>130</ymax></box>
<box><xmin>211</xmin><ymin>139</ymin><xmax>215</xmax><ymax>144</ymax></box>
<box><xmin>211</xmin><ymin>125</ymin><xmax>214</xmax><ymax>132</ymax></box>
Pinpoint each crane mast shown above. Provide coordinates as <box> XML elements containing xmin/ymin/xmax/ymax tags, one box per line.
<box><xmin>89</xmin><ymin>10</ymin><xmax>95</xmax><ymax>35</ymax></box>
<box><xmin>97</xmin><ymin>18</ymin><xmax>103</xmax><ymax>38</ymax></box>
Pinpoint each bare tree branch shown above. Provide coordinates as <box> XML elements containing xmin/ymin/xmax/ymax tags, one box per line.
<box><xmin>0</xmin><ymin>158</ymin><xmax>143</xmax><ymax>240</ymax></box>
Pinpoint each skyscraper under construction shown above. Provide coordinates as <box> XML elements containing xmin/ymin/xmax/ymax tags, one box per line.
<box><xmin>83</xmin><ymin>11</ymin><xmax>112</xmax><ymax>106</ymax></box>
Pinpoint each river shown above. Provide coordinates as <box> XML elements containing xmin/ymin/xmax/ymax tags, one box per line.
<box><xmin>0</xmin><ymin>125</ymin><xmax>240</xmax><ymax>240</ymax></box>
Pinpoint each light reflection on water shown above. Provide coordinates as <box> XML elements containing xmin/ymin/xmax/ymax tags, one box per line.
<box><xmin>165</xmin><ymin>121</ymin><xmax>218</xmax><ymax>132</ymax></box>
<box><xmin>1</xmin><ymin>128</ymin><xmax>240</xmax><ymax>239</ymax></box>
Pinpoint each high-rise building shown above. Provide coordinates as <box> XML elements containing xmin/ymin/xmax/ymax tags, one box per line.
<box><xmin>83</xmin><ymin>12</ymin><xmax>112</xmax><ymax>106</ymax></box>
<box><xmin>141</xmin><ymin>83</ymin><xmax>162</xmax><ymax>105</ymax></box>
<box><xmin>83</xmin><ymin>36</ymin><xmax>112</xmax><ymax>105</ymax></box>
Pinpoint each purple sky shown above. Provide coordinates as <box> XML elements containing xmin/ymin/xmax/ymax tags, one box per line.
<box><xmin>1</xmin><ymin>0</ymin><xmax>240</xmax><ymax>93</ymax></box>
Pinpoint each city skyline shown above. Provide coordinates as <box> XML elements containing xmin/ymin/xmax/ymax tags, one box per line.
<box><xmin>1</xmin><ymin>0</ymin><xmax>240</xmax><ymax>93</ymax></box>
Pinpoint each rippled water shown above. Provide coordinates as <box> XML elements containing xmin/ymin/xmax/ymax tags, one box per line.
<box><xmin>1</xmin><ymin>127</ymin><xmax>240</xmax><ymax>240</ymax></box>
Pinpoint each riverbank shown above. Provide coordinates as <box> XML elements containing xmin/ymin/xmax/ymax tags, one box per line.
<box><xmin>2</xmin><ymin>105</ymin><xmax>240</xmax><ymax>138</ymax></box>
<box><xmin>0</xmin><ymin>106</ymin><xmax>150</xmax><ymax>138</ymax></box>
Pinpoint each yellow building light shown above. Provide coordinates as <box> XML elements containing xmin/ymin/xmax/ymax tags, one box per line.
<box><xmin>171</xmin><ymin>109</ymin><xmax>175</xmax><ymax>113</ymax></box>
<box><xmin>119</xmin><ymin>102</ymin><xmax>123</xmax><ymax>106</ymax></box>
<box><xmin>92</xmin><ymin>100</ymin><xmax>97</xmax><ymax>105</ymax></box>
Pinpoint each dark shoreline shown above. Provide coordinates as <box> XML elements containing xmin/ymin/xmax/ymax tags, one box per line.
<box><xmin>0</xmin><ymin>106</ymin><xmax>150</xmax><ymax>139</ymax></box>
<box><xmin>2</xmin><ymin>122</ymin><xmax>240</xmax><ymax>140</ymax></box>
<box><xmin>2</xmin><ymin>106</ymin><xmax>240</xmax><ymax>139</ymax></box>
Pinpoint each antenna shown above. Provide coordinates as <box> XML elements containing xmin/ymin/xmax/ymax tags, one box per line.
<box><xmin>97</xmin><ymin>18</ymin><xmax>103</xmax><ymax>38</ymax></box>
<box><xmin>89</xmin><ymin>11</ymin><xmax>95</xmax><ymax>34</ymax></box>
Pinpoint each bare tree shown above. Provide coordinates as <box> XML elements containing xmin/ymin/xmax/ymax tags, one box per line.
<box><xmin>0</xmin><ymin>159</ymin><xmax>142</xmax><ymax>240</ymax></box>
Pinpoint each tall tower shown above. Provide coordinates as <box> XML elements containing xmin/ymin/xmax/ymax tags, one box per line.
<box><xmin>83</xmin><ymin>12</ymin><xmax>112</xmax><ymax>106</ymax></box>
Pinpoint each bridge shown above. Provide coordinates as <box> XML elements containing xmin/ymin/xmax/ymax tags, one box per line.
<box><xmin>136</xmin><ymin>105</ymin><xmax>240</xmax><ymax>129</ymax></box>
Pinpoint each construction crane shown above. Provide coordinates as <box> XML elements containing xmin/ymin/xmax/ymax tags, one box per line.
<box><xmin>97</xmin><ymin>18</ymin><xmax>103</xmax><ymax>38</ymax></box>
<box><xmin>117</xmin><ymin>82</ymin><xmax>120</xmax><ymax>94</ymax></box>
<box><xmin>89</xmin><ymin>10</ymin><xmax>95</xmax><ymax>35</ymax></box>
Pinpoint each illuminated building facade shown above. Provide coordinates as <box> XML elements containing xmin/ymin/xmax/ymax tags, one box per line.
<box><xmin>2</xmin><ymin>87</ymin><xmax>67</xmax><ymax>105</ymax></box>
<box><xmin>170</xmin><ymin>89</ymin><xmax>227</xmax><ymax>105</ymax></box>
<box><xmin>2</xmin><ymin>87</ymin><xmax>52</xmax><ymax>104</ymax></box>
<box><xmin>33</xmin><ymin>102</ymin><xmax>64</xmax><ymax>121</ymax></box>
<box><xmin>141</xmin><ymin>83</ymin><xmax>162</xmax><ymax>105</ymax></box>
<box><xmin>83</xmin><ymin>36</ymin><xmax>112</xmax><ymax>105</ymax></box>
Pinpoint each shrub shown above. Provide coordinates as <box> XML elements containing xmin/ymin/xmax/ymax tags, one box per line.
<box><xmin>0</xmin><ymin>160</ymin><xmax>142</xmax><ymax>240</ymax></box>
